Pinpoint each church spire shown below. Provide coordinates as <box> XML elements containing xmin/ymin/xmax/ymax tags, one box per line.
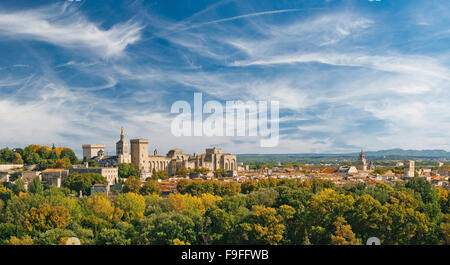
<box><xmin>120</xmin><ymin>127</ymin><xmax>125</xmax><ymax>140</ymax></box>
<box><xmin>116</xmin><ymin>127</ymin><xmax>130</xmax><ymax>160</ymax></box>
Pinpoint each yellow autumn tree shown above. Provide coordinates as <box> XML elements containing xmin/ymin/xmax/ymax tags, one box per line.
<box><xmin>240</xmin><ymin>205</ymin><xmax>285</xmax><ymax>245</ymax></box>
<box><xmin>199</xmin><ymin>193</ymin><xmax>222</xmax><ymax>211</ymax></box>
<box><xmin>85</xmin><ymin>193</ymin><xmax>116</xmax><ymax>220</ymax></box>
<box><xmin>172</xmin><ymin>238</ymin><xmax>191</xmax><ymax>245</ymax></box>
<box><xmin>114</xmin><ymin>193</ymin><xmax>146</xmax><ymax>222</ymax></box>
<box><xmin>9</xmin><ymin>236</ymin><xmax>34</xmax><ymax>245</ymax></box>
<box><xmin>24</xmin><ymin>203</ymin><xmax>71</xmax><ymax>232</ymax></box>
<box><xmin>52</xmin><ymin>158</ymin><xmax>70</xmax><ymax>169</ymax></box>
<box><xmin>330</xmin><ymin>217</ymin><xmax>362</xmax><ymax>245</ymax></box>
<box><xmin>14</xmin><ymin>153</ymin><xmax>23</xmax><ymax>164</ymax></box>
<box><xmin>436</xmin><ymin>186</ymin><xmax>449</xmax><ymax>213</ymax></box>
<box><xmin>167</xmin><ymin>193</ymin><xmax>186</xmax><ymax>212</ymax></box>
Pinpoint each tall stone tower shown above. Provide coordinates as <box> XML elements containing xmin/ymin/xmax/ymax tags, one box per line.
<box><xmin>404</xmin><ymin>160</ymin><xmax>415</xmax><ymax>178</ymax></box>
<box><xmin>356</xmin><ymin>150</ymin><xmax>367</xmax><ymax>171</ymax></box>
<box><xmin>130</xmin><ymin>138</ymin><xmax>149</xmax><ymax>175</ymax></box>
<box><xmin>82</xmin><ymin>144</ymin><xmax>105</xmax><ymax>161</ymax></box>
<box><xmin>116</xmin><ymin>127</ymin><xmax>131</xmax><ymax>163</ymax></box>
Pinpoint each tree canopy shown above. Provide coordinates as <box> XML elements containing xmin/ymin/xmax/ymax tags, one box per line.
<box><xmin>0</xmin><ymin>177</ymin><xmax>447</xmax><ymax>245</ymax></box>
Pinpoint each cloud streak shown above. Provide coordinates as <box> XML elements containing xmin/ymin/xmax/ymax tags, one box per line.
<box><xmin>155</xmin><ymin>8</ymin><xmax>318</xmax><ymax>38</ymax></box>
<box><xmin>0</xmin><ymin>4</ymin><xmax>143</xmax><ymax>58</ymax></box>
<box><xmin>231</xmin><ymin>53</ymin><xmax>450</xmax><ymax>80</ymax></box>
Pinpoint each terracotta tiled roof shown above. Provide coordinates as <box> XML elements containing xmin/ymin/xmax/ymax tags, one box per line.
<box><xmin>321</xmin><ymin>168</ymin><xmax>339</xmax><ymax>174</ymax></box>
<box><xmin>42</xmin><ymin>168</ymin><xmax>67</xmax><ymax>172</ymax></box>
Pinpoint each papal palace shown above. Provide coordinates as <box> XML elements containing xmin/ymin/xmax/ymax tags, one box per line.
<box><xmin>82</xmin><ymin>128</ymin><xmax>237</xmax><ymax>179</ymax></box>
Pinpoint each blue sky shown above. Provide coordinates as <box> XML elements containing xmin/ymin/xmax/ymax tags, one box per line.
<box><xmin>0</xmin><ymin>0</ymin><xmax>449</xmax><ymax>157</ymax></box>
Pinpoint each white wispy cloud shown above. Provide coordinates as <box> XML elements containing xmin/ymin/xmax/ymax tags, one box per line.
<box><xmin>167</xmin><ymin>8</ymin><xmax>311</xmax><ymax>34</ymax></box>
<box><xmin>231</xmin><ymin>53</ymin><xmax>450</xmax><ymax>80</ymax></box>
<box><xmin>1</xmin><ymin>1</ymin><xmax>449</xmax><ymax>155</ymax></box>
<box><xmin>0</xmin><ymin>4</ymin><xmax>143</xmax><ymax>58</ymax></box>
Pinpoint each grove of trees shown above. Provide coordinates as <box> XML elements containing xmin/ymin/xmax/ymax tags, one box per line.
<box><xmin>0</xmin><ymin>177</ymin><xmax>448</xmax><ymax>245</ymax></box>
<box><xmin>0</xmin><ymin>145</ymin><xmax>78</xmax><ymax>170</ymax></box>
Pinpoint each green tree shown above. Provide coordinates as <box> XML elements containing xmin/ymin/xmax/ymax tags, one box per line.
<box><xmin>240</xmin><ymin>180</ymin><xmax>259</xmax><ymax>194</ymax></box>
<box><xmin>60</xmin><ymin>148</ymin><xmax>78</xmax><ymax>165</ymax></box>
<box><xmin>29</xmin><ymin>177</ymin><xmax>44</xmax><ymax>194</ymax></box>
<box><xmin>35</xmin><ymin>228</ymin><xmax>76</xmax><ymax>245</ymax></box>
<box><xmin>384</xmin><ymin>191</ymin><xmax>432</xmax><ymax>244</ymax></box>
<box><xmin>0</xmin><ymin>148</ymin><xmax>12</xmax><ymax>163</ymax></box>
<box><xmin>349</xmin><ymin>194</ymin><xmax>388</xmax><ymax>242</ymax></box>
<box><xmin>151</xmin><ymin>170</ymin><xmax>169</xmax><ymax>180</ymax></box>
<box><xmin>12</xmin><ymin>178</ymin><xmax>25</xmax><ymax>195</ymax></box>
<box><xmin>123</xmin><ymin>175</ymin><xmax>142</xmax><ymax>193</ymax></box>
<box><xmin>97</xmin><ymin>228</ymin><xmax>131</xmax><ymax>245</ymax></box>
<box><xmin>8</xmin><ymin>235</ymin><xmax>34</xmax><ymax>245</ymax></box>
<box><xmin>0</xmin><ymin>223</ymin><xmax>26</xmax><ymax>245</ymax></box>
<box><xmin>405</xmin><ymin>177</ymin><xmax>439</xmax><ymax>204</ymax></box>
<box><xmin>85</xmin><ymin>193</ymin><xmax>120</xmax><ymax>221</ymax></box>
<box><xmin>82</xmin><ymin>193</ymin><xmax>123</xmax><ymax>237</ymax></box>
<box><xmin>305</xmin><ymin>188</ymin><xmax>355</xmax><ymax>244</ymax></box>
<box><xmin>202</xmin><ymin>207</ymin><xmax>233</xmax><ymax>244</ymax></box>
<box><xmin>0</xmin><ymin>186</ymin><xmax>13</xmax><ymax>202</ymax></box>
<box><xmin>114</xmin><ymin>193</ymin><xmax>146</xmax><ymax>223</ymax></box>
<box><xmin>240</xmin><ymin>205</ymin><xmax>285</xmax><ymax>245</ymax></box>
<box><xmin>217</xmin><ymin>182</ymin><xmax>240</xmax><ymax>196</ymax></box>
<box><xmin>63</xmin><ymin>173</ymin><xmax>106</xmax><ymax>196</ymax></box>
<box><xmin>24</xmin><ymin>203</ymin><xmax>72</xmax><ymax>233</ymax></box>
<box><xmin>137</xmin><ymin>212</ymin><xmax>197</xmax><ymax>245</ymax></box>
<box><xmin>118</xmin><ymin>163</ymin><xmax>139</xmax><ymax>178</ymax></box>
<box><xmin>1</xmin><ymin>196</ymin><xmax>28</xmax><ymax>229</ymax></box>
<box><xmin>330</xmin><ymin>217</ymin><xmax>362</xmax><ymax>245</ymax></box>
<box><xmin>140</xmin><ymin>180</ymin><xmax>161</xmax><ymax>195</ymax></box>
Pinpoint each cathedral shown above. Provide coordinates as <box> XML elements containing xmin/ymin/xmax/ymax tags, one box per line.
<box><xmin>116</xmin><ymin>127</ymin><xmax>131</xmax><ymax>163</ymax></box>
<box><xmin>356</xmin><ymin>150</ymin><xmax>374</xmax><ymax>171</ymax></box>
<box><xmin>83</xmin><ymin>128</ymin><xmax>237</xmax><ymax>179</ymax></box>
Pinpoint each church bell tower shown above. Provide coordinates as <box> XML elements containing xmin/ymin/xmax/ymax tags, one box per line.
<box><xmin>116</xmin><ymin>127</ymin><xmax>131</xmax><ymax>163</ymax></box>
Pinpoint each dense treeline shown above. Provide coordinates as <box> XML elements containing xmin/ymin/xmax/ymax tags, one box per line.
<box><xmin>0</xmin><ymin>145</ymin><xmax>78</xmax><ymax>170</ymax></box>
<box><xmin>0</xmin><ymin>177</ymin><xmax>448</xmax><ymax>245</ymax></box>
<box><xmin>63</xmin><ymin>173</ymin><xmax>107</xmax><ymax>196</ymax></box>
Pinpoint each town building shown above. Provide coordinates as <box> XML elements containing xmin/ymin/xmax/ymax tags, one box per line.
<box><xmin>82</xmin><ymin>144</ymin><xmax>105</xmax><ymax>161</ymax></box>
<box><xmin>356</xmin><ymin>150</ymin><xmax>368</xmax><ymax>171</ymax></box>
<box><xmin>41</xmin><ymin>168</ymin><xmax>69</xmax><ymax>188</ymax></box>
<box><xmin>404</xmin><ymin>160</ymin><xmax>415</xmax><ymax>177</ymax></box>
<box><xmin>0</xmin><ymin>164</ymin><xmax>23</xmax><ymax>171</ymax></box>
<box><xmin>21</xmin><ymin>171</ymin><xmax>41</xmax><ymax>191</ymax></box>
<box><xmin>90</xmin><ymin>184</ymin><xmax>110</xmax><ymax>196</ymax></box>
<box><xmin>69</xmin><ymin>165</ymin><xmax>118</xmax><ymax>185</ymax></box>
<box><xmin>116</xmin><ymin>127</ymin><xmax>131</xmax><ymax>163</ymax></box>
<box><xmin>83</xmin><ymin>128</ymin><xmax>237</xmax><ymax>180</ymax></box>
<box><xmin>131</xmin><ymin>141</ymin><xmax>237</xmax><ymax>179</ymax></box>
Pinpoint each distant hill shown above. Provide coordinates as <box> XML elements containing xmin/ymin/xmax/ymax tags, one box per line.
<box><xmin>359</xmin><ymin>149</ymin><xmax>450</xmax><ymax>157</ymax></box>
<box><xmin>237</xmin><ymin>149</ymin><xmax>450</xmax><ymax>163</ymax></box>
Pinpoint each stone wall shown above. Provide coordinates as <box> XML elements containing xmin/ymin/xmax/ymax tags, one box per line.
<box><xmin>0</xmin><ymin>164</ymin><xmax>23</xmax><ymax>172</ymax></box>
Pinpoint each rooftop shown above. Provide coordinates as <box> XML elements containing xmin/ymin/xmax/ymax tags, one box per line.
<box><xmin>42</xmin><ymin>168</ymin><xmax>68</xmax><ymax>172</ymax></box>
